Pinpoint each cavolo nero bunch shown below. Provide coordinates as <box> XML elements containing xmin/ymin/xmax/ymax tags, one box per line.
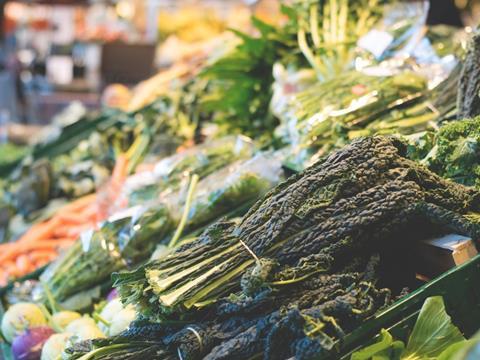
<box><xmin>115</xmin><ymin>136</ymin><xmax>480</xmax><ymax>321</ymax></box>
<box><xmin>66</xmin><ymin>261</ymin><xmax>391</xmax><ymax>359</ymax></box>
<box><xmin>68</xmin><ymin>136</ymin><xmax>480</xmax><ymax>360</ymax></box>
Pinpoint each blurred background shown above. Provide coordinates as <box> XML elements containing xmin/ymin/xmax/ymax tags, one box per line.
<box><xmin>0</xmin><ymin>0</ymin><xmax>477</xmax><ymax>125</ymax></box>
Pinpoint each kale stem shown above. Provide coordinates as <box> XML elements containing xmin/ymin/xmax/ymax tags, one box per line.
<box><xmin>169</xmin><ymin>174</ymin><xmax>200</xmax><ymax>248</ymax></box>
<box><xmin>78</xmin><ymin>344</ymin><xmax>133</xmax><ymax>360</ymax></box>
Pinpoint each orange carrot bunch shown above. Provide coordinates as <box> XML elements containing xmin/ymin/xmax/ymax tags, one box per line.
<box><xmin>0</xmin><ymin>194</ymin><xmax>98</xmax><ymax>285</ymax></box>
<box><xmin>0</xmin><ymin>155</ymin><xmax>130</xmax><ymax>286</ymax></box>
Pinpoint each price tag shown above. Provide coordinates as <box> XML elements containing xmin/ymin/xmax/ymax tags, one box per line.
<box><xmin>358</xmin><ymin>30</ymin><xmax>394</xmax><ymax>59</ymax></box>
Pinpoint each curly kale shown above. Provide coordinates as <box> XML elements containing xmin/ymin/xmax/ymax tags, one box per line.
<box><xmin>414</xmin><ymin>117</ymin><xmax>480</xmax><ymax>188</ymax></box>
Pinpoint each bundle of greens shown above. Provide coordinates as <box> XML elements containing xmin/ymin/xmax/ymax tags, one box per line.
<box><xmin>290</xmin><ymin>70</ymin><xmax>427</xmax><ymax>147</ymax></box>
<box><xmin>65</xmin><ymin>269</ymin><xmax>392</xmax><ymax>360</ymax></box>
<box><xmin>283</xmin><ymin>61</ymin><xmax>461</xmax><ymax>172</ymax></box>
<box><xmin>172</xmin><ymin>151</ymin><xmax>283</xmax><ymax>234</ymax></box>
<box><xmin>40</xmin><ymin>151</ymin><xmax>282</xmax><ymax>305</ymax></box>
<box><xmin>284</xmin><ymin>0</ymin><xmax>388</xmax><ymax>80</ymax></box>
<box><xmin>200</xmin><ymin>18</ymin><xmax>289</xmax><ymax>143</ymax></box>
<box><xmin>68</xmin><ymin>136</ymin><xmax>480</xmax><ymax>360</ymax></box>
<box><xmin>199</xmin><ymin>1</ymin><xmax>389</xmax><ymax>143</ymax></box>
<box><xmin>458</xmin><ymin>32</ymin><xmax>480</xmax><ymax>119</ymax></box>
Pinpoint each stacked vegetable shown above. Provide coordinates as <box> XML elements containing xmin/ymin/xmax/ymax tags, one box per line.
<box><xmin>0</xmin><ymin>2</ymin><xmax>476</xmax><ymax>360</ymax></box>
<box><xmin>63</xmin><ymin>136</ymin><xmax>480</xmax><ymax>359</ymax></box>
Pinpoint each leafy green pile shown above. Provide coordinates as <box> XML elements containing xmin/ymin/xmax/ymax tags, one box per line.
<box><xmin>40</xmin><ymin>152</ymin><xmax>281</xmax><ymax>306</ymax></box>
<box><xmin>200</xmin><ymin>1</ymin><xmax>390</xmax><ymax>143</ymax></box>
<box><xmin>408</xmin><ymin>117</ymin><xmax>480</xmax><ymax>189</ymax></box>
<box><xmin>284</xmin><ymin>0</ymin><xmax>388</xmax><ymax>80</ymax></box>
<box><xmin>283</xmin><ymin>63</ymin><xmax>460</xmax><ymax>172</ymax></box>
<box><xmin>292</xmin><ymin>70</ymin><xmax>427</xmax><ymax>145</ymax></box>
<box><xmin>117</xmin><ymin>137</ymin><xmax>480</xmax><ymax>322</ymax></box>
<box><xmin>200</xmin><ymin>18</ymin><xmax>289</xmax><ymax>143</ymax></box>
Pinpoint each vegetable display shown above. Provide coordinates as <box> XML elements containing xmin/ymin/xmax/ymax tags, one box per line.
<box><xmin>71</xmin><ymin>136</ymin><xmax>479</xmax><ymax>359</ymax></box>
<box><xmin>1</xmin><ymin>2</ymin><xmax>479</xmax><ymax>360</ymax></box>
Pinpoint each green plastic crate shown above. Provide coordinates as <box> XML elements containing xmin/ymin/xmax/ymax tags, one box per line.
<box><xmin>333</xmin><ymin>254</ymin><xmax>480</xmax><ymax>359</ymax></box>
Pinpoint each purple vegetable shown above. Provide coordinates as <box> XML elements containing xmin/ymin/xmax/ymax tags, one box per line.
<box><xmin>106</xmin><ymin>289</ymin><xmax>118</xmax><ymax>302</ymax></box>
<box><xmin>12</xmin><ymin>326</ymin><xmax>54</xmax><ymax>360</ymax></box>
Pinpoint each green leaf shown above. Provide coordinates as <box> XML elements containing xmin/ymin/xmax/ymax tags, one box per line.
<box><xmin>402</xmin><ymin>296</ymin><xmax>465</xmax><ymax>359</ymax></box>
<box><xmin>437</xmin><ymin>340</ymin><xmax>469</xmax><ymax>360</ymax></box>
<box><xmin>351</xmin><ymin>329</ymin><xmax>397</xmax><ymax>360</ymax></box>
<box><xmin>437</xmin><ymin>331</ymin><xmax>480</xmax><ymax>360</ymax></box>
<box><xmin>251</xmin><ymin>16</ymin><xmax>277</xmax><ymax>38</ymax></box>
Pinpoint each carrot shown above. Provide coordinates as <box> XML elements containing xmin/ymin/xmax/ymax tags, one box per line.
<box><xmin>60</xmin><ymin>194</ymin><xmax>96</xmax><ymax>214</ymax></box>
<box><xmin>13</xmin><ymin>217</ymin><xmax>61</xmax><ymax>246</ymax></box>
<box><xmin>56</xmin><ymin>213</ymin><xmax>91</xmax><ymax>226</ymax></box>
<box><xmin>77</xmin><ymin>203</ymin><xmax>99</xmax><ymax>221</ymax></box>
<box><xmin>53</xmin><ymin>225</ymin><xmax>73</xmax><ymax>238</ymax></box>
<box><xmin>0</xmin><ymin>238</ymin><xmax>75</xmax><ymax>263</ymax></box>
<box><xmin>16</xmin><ymin>255</ymin><xmax>30</xmax><ymax>274</ymax></box>
<box><xmin>4</xmin><ymin>262</ymin><xmax>20</xmax><ymax>278</ymax></box>
<box><xmin>28</xmin><ymin>250</ymin><xmax>58</xmax><ymax>262</ymax></box>
<box><xmin>111</xmin><ymin>154</ymin><xmax>129</xmax><ymax>185</ymax></box>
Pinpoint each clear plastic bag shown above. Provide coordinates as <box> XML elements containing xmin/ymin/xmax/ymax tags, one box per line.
<box><xmin>124</xmin><ymin>135</ymin><xmax>255</xmax><ymax>205</ymax></box>
<box><xmin>39</xmin><ymin>204</ymin><xmax>174</xmax><ymax>303</ymax></box>
<box><xmin>165</xmin><ymin>150</ymin><xmax>285</xmax><ymax>234</ymax></box>
<box><xmin>356</xmin><ymin>1</ymin><xmax>430</xmax><ymax>62</ymax></box>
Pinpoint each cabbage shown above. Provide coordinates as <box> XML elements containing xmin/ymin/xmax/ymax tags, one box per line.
<box><xmin>41</xmin><ymin>333</ymin><xmax>73</xmax><ymax>360</ymax></box>
<box><xmin>97</xmin><ymin>298</ymin><xmax>136</xmax><ymax>336</ymax></box>
<box><xmin>65</xmin><ymin>317</ymin><xmax>105</xmax><ymax>340</ymax></box>
<box><xmin>1</xmin><ymin>303</ymin><xmax>48</xmax><ymax>343</ymax></box>
<box><xmin>108</xmin><ymin>307</ymin><xmax>136</xmax><ymax>336</ymax></box>
<box><xmin>98</xmin><ymin>299</ymin><xmax>123</xmax><ymax>324</ymax></box>
<box><xmin>51</xmin><ymin>311</ymin><xmax>81</xmax><ymax>330</ymax></box>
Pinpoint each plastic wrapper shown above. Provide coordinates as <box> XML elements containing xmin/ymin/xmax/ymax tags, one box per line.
<box><xmin>125</xmin><ymin>135</ymin><xmax>255</xmax><ymax>206</ymax></box>
<box><xmin>39</xmin><ymin>205</ymin><xmax>174</xmax><ymax>304</ymax></box>
<box><xmin>356</xmin><ymin>1</ymin><xmax>429</xmax><ymax>62</ymax></box>
<box><xmin>356</xmin><ymin>1</ymin><xmax>467</xmax><ymax>89</ymax></box>
<box><xmin>167</xmin><ymin>151</ymin><xmax>285</xmax><ymax>233</ymax></box>
<box><xmin>289</xmin><ymin>70</ymin><xmax>426</xmax><ymax>146</ymax></box>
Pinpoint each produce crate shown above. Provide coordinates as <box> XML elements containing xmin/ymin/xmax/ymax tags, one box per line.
<box><xmin>333</xmin><ymin>254</ymin><xmax>480</xmax><ymax>359</ymax></box>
